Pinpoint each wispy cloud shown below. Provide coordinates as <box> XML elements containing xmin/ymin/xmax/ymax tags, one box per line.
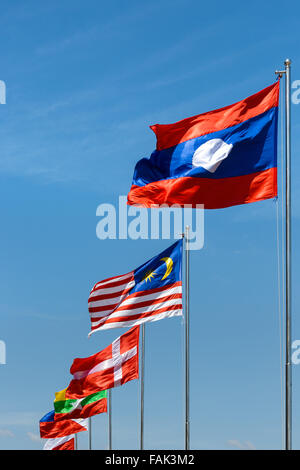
<box><xmin>0</xmin><ymin>412</ymin><xmax>40</xmax><ymax>427</ymax></box>
<box><xmin>0</xmin><ymin>429</ymin><xmax>14</xmax><ymax>438</ymax></box>
<box><xmin>35</xmin><ymin>2</ymin><xmax>178</xmax><ymax>57</ymax></box>
<box><xmin>227</xmin><ymin>439</ymin><xmax>256</xmax><ymax>450</ymax></box>
<box><xmin>26</xmin><ymin>432</ymin><xmax>41</xmax><ymax>443</ymax></box>
<box><xmin>1</xmin><ymin>4</ymin><xmax>298</xmax><ymax>192</ymax></box>
<box><xmin>36</xmin><ymin>26</ymin><xmax>99</xmax><ymax>56</ymax></box>
<box><xmin>0</xmin><ymin>302</ymin><xmax>82</xmax><ymax>322</ymax></box>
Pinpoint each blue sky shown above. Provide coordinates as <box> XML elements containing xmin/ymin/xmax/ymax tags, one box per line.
<box><xmin>0</xmin><ymin>0</ymin><xmax>299</xmax><ymax>450</ymax></box>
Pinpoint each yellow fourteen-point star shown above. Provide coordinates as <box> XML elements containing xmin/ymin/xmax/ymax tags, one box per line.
<box><xmin>143</xmin><ymin>270</ymin><xmax>156</xmax><ymax>282</ymax></box>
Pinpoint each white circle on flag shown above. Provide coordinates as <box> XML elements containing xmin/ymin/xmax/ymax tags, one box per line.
<box><xmin>192</xmin><ymin>138</ymin><xmax>233</xmax><ymax>173</ymax></box>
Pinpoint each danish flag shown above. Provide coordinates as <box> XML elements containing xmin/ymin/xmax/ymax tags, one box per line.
<box><xmin>66</xmin><ymin>326</ymin><xmax>139</xmax><ymax>399</ymax></box>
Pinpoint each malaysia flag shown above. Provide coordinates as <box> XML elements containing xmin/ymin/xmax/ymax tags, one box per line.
<box><xmin>66</xmin><ymin>326</ymin><xmax>139</xmax><ymax>399</ymax></box>
<box><xmin>127</xmin><ymin>81</ymin><xmax>279</xmax><ymax>209</ymax></box>
<box><xmin>88</xmin><ymin>239</ymin><xmax>182</xmax><ymax>334</ymax></box>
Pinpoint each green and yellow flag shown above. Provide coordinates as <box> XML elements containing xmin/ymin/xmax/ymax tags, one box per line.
<box><xmin>54</xmin><ymin>388</ymin><xmax>107</xmax><ymax>421</ymax></box>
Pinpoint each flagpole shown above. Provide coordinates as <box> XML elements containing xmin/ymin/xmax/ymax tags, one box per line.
<box><xmin>74</xmin><ymin>433</ymin><xmax>78</xmax><ymax>450</ymax></box>
<box><xmin>284</xmin><ymin>58</ymin><xmax>292</xmax><ymax>451</ymax></box>
<box><xmin>88</xmin><ymin>417</ymin><xmax>92</xmax><ymax>450</ymax></box>
<box><xmin>108</xmin><ymin>389</ymin><xmax>112</xmax><ymax>449</ymax></box>
<box><xmin>275</xmin><ymin>58</ymin><xmax>292</xmax><ymax>450</ymax></box>
<box><xmin>140</xmin><ymin>323</ymin><xmax>145</xmax><ymax>450</ymax></box>
<box><xmin>184</xmin><ymin>226</ymin><xmax>190</xmax><ymax>450</ymax></box>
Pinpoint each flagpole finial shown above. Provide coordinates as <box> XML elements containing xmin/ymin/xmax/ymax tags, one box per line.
<box><xmin>285</xmin><ymin>58</ymin><xmax>291</xmax><ymax>66</ymax></box>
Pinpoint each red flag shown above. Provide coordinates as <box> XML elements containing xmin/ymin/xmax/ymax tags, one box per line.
<box><xmin>39</xmin><ymin>410</ymin><xmax>88</xmax><ymax>438</ymax></box>
<box><xmin>127</xmin><ymin>82</ymin><xmax>279</xmax><ymax>209</ymax></box>
<box><xmin>66</xmin><ymin>326</ymin><xmax>139</xmax><ymax>399</ymax></box>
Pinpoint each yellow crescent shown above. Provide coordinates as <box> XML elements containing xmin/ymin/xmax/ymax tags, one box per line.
<box><xmin>160</xmin><ymin>257</ymin><xmax>173</xmax><ymax>280</ymax></box>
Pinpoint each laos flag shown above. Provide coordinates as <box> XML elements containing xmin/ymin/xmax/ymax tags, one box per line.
<box><xmin>127</xmin><ymin>82</ymin><xmax>279</xmax><ymax>209</ymax></box>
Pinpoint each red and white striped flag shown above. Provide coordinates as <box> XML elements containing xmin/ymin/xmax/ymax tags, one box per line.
<box><xmin>88</xmin><ymin>240</ymin><xmax>182</xmax><ymax>334</ymax></box>
<box><xmin>43</xmin><ymin>434</ymin><xmax>75</xmax><ymax>450</ymax></box>
<box><xmin>66</xmin><ymin>326</ymin><xmax>139</xmax><ymax>399</ymax></box>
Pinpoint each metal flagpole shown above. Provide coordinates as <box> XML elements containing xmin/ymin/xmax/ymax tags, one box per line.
<box><xmin>276</xmin><ymin>58</ymin><xmax>292</xmax><ymax>450</ymax></box>
<box><xmin>88</xmin><ymin>417</ymin><xmax>92</xmax><ymax>450</ymax></box>
<box><xmin>184</xmin><ymin>226</ymin><xmax>190</xmax><ymax>450</ymax></box>
<box><xmin>284</xmin><ymin>58</ymin><xmax>292</xmax><ymax>451</ymax></box>
<box><xmin>74</xmin><ymin>433</ymin><xmax>78</xmax><ymax>450</ymax></box>
<box><xmin>140</xmin><ymin>323</ymin><xmax>145</xmax><ymax>450</ymax></box>
<box><xmin>108</xmin><ymin>389</ymin><xmax>112</xmax><ymax>449</ymax></box>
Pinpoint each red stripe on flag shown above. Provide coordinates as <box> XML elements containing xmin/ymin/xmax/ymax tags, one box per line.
<box><xmin>89</xmin><ymin>281</ymin><xmax>183</xmax><ymax>332</ymax></box>
<box><xmin>89</xmin><ymin>302</ymin><xmax>120</xmax><ymax>313</ymax></box>
<box><xmin>89</xmin><ymin>286</ymin><xmax>133</xmax><ymax>304</ymax></box>
<box><xmin>127</xmin><ymin>167</ymin><xmax>277</xmax><ymax>209</ymax></box>
<box><xmin>91</xmin><ymin>273</ymin><xmax>134</xmax><ymax>293</ymax></box>
<box><xmin>91</xmin><ymin>304</ymin><xmax>182</xmax><ymax>330</ymax></box>
<box><xmin>90</xmin><ymin>284</ymin><xmax>181</xmax><ymax>310</ymax></box>
<box><xmin>90</xmin><ymin>293</ymin><xmax>182</xmax><ymax>317</ymax></box>
<box><xmin>150</xmin><ymin>82</ymin><xmax>279</xmax><ymax>150</ymax></box>
<box><xmin>113</xmin><ymin>281</ymin><xmax>182</xmax><ymax>301</ymax></box>
<box><xmin>53</xmin><ymin>438</ymin><xmax>75</xmax><ymax>451</ymax></box>
<box><xmin>89</xmin><ymin>281</ymin><xmax>181</xmax><ymax>309</ymax></box>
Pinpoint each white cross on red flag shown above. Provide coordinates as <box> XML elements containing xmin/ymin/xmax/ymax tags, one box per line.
<box><xmin>66</xmin><ymin>326</ymin><xmax>139</xmax><ymax>399</ymax></box>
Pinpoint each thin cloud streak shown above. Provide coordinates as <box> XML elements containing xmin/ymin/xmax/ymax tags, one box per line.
<box><xmin>0</xmin><ymin>429</ymin><xmax>14</xmax><ymax>438</ymax></box>
<box><xmin>0</xmin><ymin>412</ymin><xmax>40</xmax><ymax>427</ymax></box>
<box><xmin>35</xmin><ymin>1</ymin><xmax>182</xmax><ymax>57</ymax></box>
<box><xmin>26</xmin><ymin>432</ymin><xmax>41</xmax><ymax>443</ymax></box>
<box><xmin>227</xmin><ymin>439</ymin><xmax>256</xmax><ymax>450</ymax></box>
